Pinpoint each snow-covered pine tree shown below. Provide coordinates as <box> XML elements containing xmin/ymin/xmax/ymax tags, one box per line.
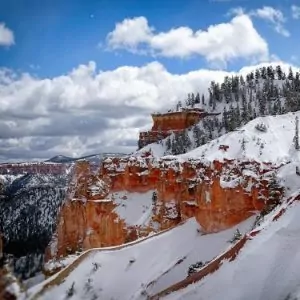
<box><xmin>294</xmin><ymin>116</ymin><xmax>299</xmax><ymax>150</ymax></box>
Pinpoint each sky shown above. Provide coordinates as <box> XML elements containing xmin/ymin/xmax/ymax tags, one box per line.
<box><xmin>0</xmin><ymin>0</ymin><xmax>300</xmax><ymax>162</ymax></box>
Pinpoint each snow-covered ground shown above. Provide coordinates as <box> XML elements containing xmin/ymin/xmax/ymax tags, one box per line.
<box><xmin>110</xmin><ymin>190</ymin><xmax>154</xmax><ymax>226</ymax></box>
<box><xmin>138</xmin><ymin>111</ymin><xmax>300</xmax><ymax>165</ymax></box>
<box><xmin>26</xmin><ymin>217</ymin><xmax>255</xmax><ymax>300</ymax></box>
<box><xmin>163</xmin><ymin>199</ymin><xmax>300</xmax><ymax>300</ymax></box>
<box><xmin>179</xmin><ymin>111</ymin><xmax>300</xmax><ymax>164</ymax></box>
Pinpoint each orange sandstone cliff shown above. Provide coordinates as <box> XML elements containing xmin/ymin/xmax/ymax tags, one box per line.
<box><xmin>138</xmin><ymin>108</ymin><xmax>219</xmax><ymax>148</ymax></box>
<box><xmin>46</xmin><ymin>156</ymin><xmax>283</xmax><ymax>264</ymax></box>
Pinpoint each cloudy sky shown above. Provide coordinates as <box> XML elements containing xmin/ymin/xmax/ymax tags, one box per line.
<box><xmin>0</xmin><ymin>0</ymin><xmax>299</xmax><ymax>162</ymax></box>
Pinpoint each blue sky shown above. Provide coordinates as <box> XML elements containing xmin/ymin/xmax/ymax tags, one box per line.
<box><xmin>0</xmin><ymin>0</ymin><xmax>300</xmax><ymax>161</ymax></box>
<box><xmin>1</xmin><ymin>0</ymin><xmax>299</xmax><ymax>77</ymax></box>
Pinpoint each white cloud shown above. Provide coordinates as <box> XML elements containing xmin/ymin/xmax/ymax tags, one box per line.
<box><xmin>292</xmin><ymin>5</ymin><xmax>300</xmax><ymax>19</ymax></box>
<box><xmin>250</xmin><ymin>6</ymin><xmax>290</xmax><ymax>37</ymax></box>
<box><xmin>107</xmin><ymin>16</ymin><xmax>153</xmax><ymax>53</ymax></box>
<box><xmin>0</xmin><ymin>60</ymin><xmax>296</xmax><ymax>162</ymax></box>
<box><xmin>106</xmin><ymin>15</ymin><xmax>269</xmax><ymax>66</ymax></box>
<box><xmin>0</xmin><ymin>23</ymin><xmax>15</xmax><ymax>46</ymax></box>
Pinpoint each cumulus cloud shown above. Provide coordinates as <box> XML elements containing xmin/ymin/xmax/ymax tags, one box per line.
<box><xmin>106</xmin><ymin>15</ymin><xmax>269</xmax><ymax>66</ymax></box>
<box><xmin>0</xmin><ymin>23</ymin><xmax>15</xmax><ymax>46</ymax></box>
<box><xmin>250</xmin><ymin>6</ymin><xmax>290</xmax><ymax>37</ymax></box>
<box><xmin>0</xmin><ymin>60</ymin><xmax>296</xmax><ymax>162</ymax></box>
<box><xmin>292</xmin><ymin>5</ymin><xmax>300</xmax><ymax>19</ymax></box>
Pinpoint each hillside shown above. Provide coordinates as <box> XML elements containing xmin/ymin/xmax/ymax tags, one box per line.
<box><xmin>3</xmin><ymin>66</ymin><xmax>300</xmax><ymax>300</ymax></box>
<box><xmin>162</xmin><ymin>197</ymin><xmax>300</xmax><ymax>300</ymax></box>
<box><xmin>180</xmin><ymin>111</ymin><xmax>300</xmax><ymax>164</ymax></box>
<box><xmin>138</xmin><ymin>65</ymin><xmax>300</xmax><ymax>157</ymax></box>
<box><xmin>26</xmin><ymin>217</ymin><xmax>255</xmax><ymax>300</ymax></box>
<box><xmin>21</xmin><ymin>109</ymin><xmax>300</xmax><ymax>300</ymax></box>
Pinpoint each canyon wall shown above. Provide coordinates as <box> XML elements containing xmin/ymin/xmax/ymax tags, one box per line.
<box><xmin>138</xmin><ymin>108</ymin><xmax>217</xmax><ymax>148</ymax></box>
<box><xmin>47</xmin><ymin>156</ymin><xmax>283</xmax><ymax>264</ymax></box>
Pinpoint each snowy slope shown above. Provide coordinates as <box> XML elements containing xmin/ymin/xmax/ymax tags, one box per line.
<box><xmin>178</xmin><ymin>111</ymin><xmax>300</xmax><ymax>164</ymax></box>
<box><xmin>111</xmin><ymin>190</ymin><xmax>154</xmax><ymax>226</ymax></box>
<box><xmin>163</xmin><ymin>199</ymin><xmax>300</xmax><ymax>300</ymax></box>
<box><xmin>27</xmin><ymin>217</ymin><xmax>255</xmax><ymax>300</ymax></box>
<box><xmin>137</xmin><ymin>111</ymin><xmax>300</xmax><ymax>163</ymax></box>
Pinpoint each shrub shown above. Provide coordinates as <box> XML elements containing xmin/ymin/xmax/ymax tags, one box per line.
<box><xmin>255</xmin><ymin>123</ymin><xmax>267</xmax><ymax>132</ymax></box>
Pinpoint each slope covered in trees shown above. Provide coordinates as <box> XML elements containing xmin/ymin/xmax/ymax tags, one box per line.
<box><xmin>142</xmin><ymin>65</ymin><xmax>300</xmax><ymax>156</ymax></box>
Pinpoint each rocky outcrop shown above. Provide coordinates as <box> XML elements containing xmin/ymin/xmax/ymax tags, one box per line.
<box><xmin>101</xmin><ymin>157</ymin><xmax>281</xmax><ymax>232</ymax></box>
<box><xmin>138</xmin><ymin>108</ymin><xmax>219</xmax><ymax>148</ymax></box>
<box><xmin>47</xmin><ymin>156</ymin><xmax>283</xmax><ymax>263</ymax></box>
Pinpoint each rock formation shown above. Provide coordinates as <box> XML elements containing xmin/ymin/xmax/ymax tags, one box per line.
<box><xmin>138</xmin><ymin>108</ymin><xmax>219</xmax><ymax>148</ymax></box>
<box><xmin>47</xmin><ymin>155</ymin><xmax>283</xmax><ymax>264</ymax></box>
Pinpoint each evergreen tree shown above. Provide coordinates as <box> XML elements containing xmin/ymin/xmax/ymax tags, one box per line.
<box><xmin>294</xmin><ymin>116</ymin><xmax>299</xmax><ymax>150</ymax></box>
<box><xmin>255</xmin><ymin>68</ymin><xmax>260</xmax><ymax>83</ymax></box>
<box><xmin>193</xmin><ymin>125</ymin><xmax>202</xmax><ymax>147</ymax></box>
<box><xmin>288</xmin><ymin>67</ymin><xmax>294</xmax><ymax>80</ymax></box>
<box><xmin>267</xmin><ymin>66</ymin><xmax>275</xmax><ymax>80</ymax></box>
<box><xmin>276</xmin><ymin>65</ymin><xmax>283</xmax><ymax>80</ymax></box>
<box><xmin>195</xmin><ymin>93</ymin><xmax>200</xmax><ymax>104</ymax></box>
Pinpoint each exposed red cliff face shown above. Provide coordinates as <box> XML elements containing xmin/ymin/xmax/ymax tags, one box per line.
<box><xmin>46</xmin><ymin>156</ymin><xmax>283</xmax><ymax>264</ymax></box>
<box><xmin>138</xmin><ymin>108</ymin><xmax>219</xmax><ymax>148</ymax></box>
<box><xmin>101</xmin><ymin>157</ymin><xmax>279</xmax><ymax>232</ymax></box>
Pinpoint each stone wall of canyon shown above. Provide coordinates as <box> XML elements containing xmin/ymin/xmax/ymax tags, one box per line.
<box><xmin>46</xmin><ymin>156</ymin><xmax>283</xmax><ymax>263</ymax></box>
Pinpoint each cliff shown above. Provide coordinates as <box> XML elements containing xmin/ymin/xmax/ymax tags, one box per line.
<box><xmin>46</xmin><ymin>156</ymin><xmax>283</xmax><ymax>264</ymax></box>
<box><xmin>138</xmin><ymin>108</ymin><xmax>217</xmax><ymax>148</ymax></box>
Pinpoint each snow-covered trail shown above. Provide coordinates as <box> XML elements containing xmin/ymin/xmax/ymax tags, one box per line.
<box><xmin>26</xmin><ymin>220</ymin><xmax>187</xmax><ymax>300</ymax></box>
<box><xmin>162</xmin><ymin>198</ymin><xmax>300</xmax><ymax>300</ymax></box>
<box><xmin>27</xmin><ymin>217</ymin><xmax>255</xmax><ymax>300</ymax></box>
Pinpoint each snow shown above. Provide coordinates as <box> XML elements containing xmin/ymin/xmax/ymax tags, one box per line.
<box><xmin>163</xmin><ymin>200</ymin><xmax>300</xmax><ymax>300</ymax></box>
<box><xmin>205</xmin><ymin>191</ymin><xmax>211</xmax><ymax>203</ymax></box>
<box><xmin>219</xmin><ymin>174</ymin><xmax>242</xmax><ymax>189</ymax></box>
<box><xmin>87</xmin><ymin>178</ymin><xmax>106</xmax><ymax>196</ymax></box>
<box><xmin>180</xmin><ymin>111</ymin><xmax>300</xmax><ymax>165</ymax></box>
<box><xmin>136</xmin><ymin>143</ymin><xmax>166</xmax><ymax>157</ymax></box>
<box><xmin>111</xmin><ymin>191</ymin><xmax>154</xmax><ymax>226</ymax></box>
<box><xmin>44</xmin><ymin>255</ymin><xmax>79</xmax><ymax>274</ymax></box>
<box><xmin>6</xmin><ymin>281</ymin><xmax>22</xmax><ymax>297</ymax></box>
<box><xmin>27</xmin><ymin>216</ymin><xmax>255</xmax><ymax>300</ymax></box>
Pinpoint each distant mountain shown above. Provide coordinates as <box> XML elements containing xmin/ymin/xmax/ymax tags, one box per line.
<box><xmin>46</xmin><ymin>153</ymin><xmax>127</xmax><ymax>164</ymax></box>
<box><xmin>46</xmin><ymin>155</ymin><xmax>75</xmax><ymax>163</ymax></box>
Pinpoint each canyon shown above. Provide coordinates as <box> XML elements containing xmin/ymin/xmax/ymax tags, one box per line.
<box><xmin>46</xmin><ymin>154</ymin><xmax>283</xmax><ymax>266</ymax></box>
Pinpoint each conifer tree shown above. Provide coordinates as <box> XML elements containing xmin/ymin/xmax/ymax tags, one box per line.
<box><xmin>294</xmin><ymin>116</ymin><xmax>299</xmax><ymax>150</ymax></box>
<box><xmin>288</xmin><ymin>67</ymin><xmax>294</xmax><ymax>80</ymax></box>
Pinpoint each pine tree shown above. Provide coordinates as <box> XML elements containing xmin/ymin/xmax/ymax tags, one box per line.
<box><xmin>294</xmin><ymin>116</ymin><xmax>299</xmax><ymax>150</ymax></box>
<box><xmin>191</xmin><ymin>93</ymin><xmax>195</xmax><ymax>107</ymax></box>
<box><xmin>193</xmin><ymin>125</ymin><xmax>201</xmax><ymax>147</ymax></box>
<box><xmin>201</xmin><ymin>94</ymin><xmax>205</xmax><ymax>105</ymax></box>
<box><xmin>261</xmin><ymin>67</ymin><xmax>267</xmax><ymax>79</ymax></box>
<box><xmin>241</xmin><ymin>138</ymin><xmax>246</xmax><ymax>151</ymax></box>
<box><xmin>195</xmin><ymin>93</ymin><xmax>200</xmax><ymax>104</ymax></box>
<box><xmin>288</xmin><ymin>67</ymin><xmax>294</xmax><ymax>80</ymax></box>
<box><xmin>267</xmin><ymin>66</ymin><xmax>275</xmax><ymax>80</ymax></box>
<box><xmin>276</xmin><ymin>65</ymin><xmax>283</xmax><ymax>80</ymax></box>
<box><xmin>255</xmin><ymin>68</ymin><xmax>260</xmax><ymax>83</ymax></box>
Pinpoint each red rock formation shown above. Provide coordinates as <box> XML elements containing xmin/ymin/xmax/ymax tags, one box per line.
<box><xmin>138</xmin><ymin>109</ymin><xmax>219</xmax><ymax>148</ymax></box>
<box><xmin>47</xmin><ymin>156</ymin><xmax>283</xmax><ymax>264</ymax></box>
